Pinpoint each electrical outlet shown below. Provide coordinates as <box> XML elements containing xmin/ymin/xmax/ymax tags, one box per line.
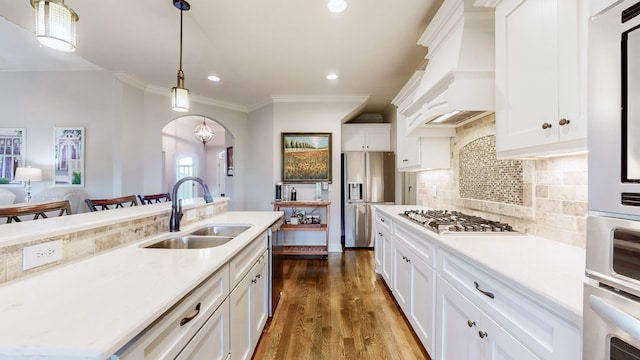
<box><xmin>23</xmin><ymin>240</ymin><xmax>63</xmax><ymax>270</ymax></box>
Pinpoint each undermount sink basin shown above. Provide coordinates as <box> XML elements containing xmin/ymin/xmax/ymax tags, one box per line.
<box><xmin>144</xmin><ymin>236</ymin><xmax>234</xmax><ymax>249</ymax></box>
<box><xmin>188</xmin><ymin>225</ymin><xmax>251</xmax><ymax>237</ymax></box>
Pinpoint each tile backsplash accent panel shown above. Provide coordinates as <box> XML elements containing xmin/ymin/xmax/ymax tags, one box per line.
<box><xmin>459</xmin><ymin>135</ymin><xmax>524</xmax><ymax>205</ymax></box>
<box><xmin>416</xmin><ymin>114</ymin><xmax>587</xmax><ymax>247</ymax></box>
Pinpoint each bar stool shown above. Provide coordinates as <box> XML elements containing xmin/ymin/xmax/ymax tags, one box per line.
<box><xmin>0</xmin><ymin>200</ymin><xmax>72</xmax><ymax>223</ymax></box>
<box><xmin>137</xmin><ymin>193</ymin><xmax>171</xmax><ymax>205</ymax></box>
<box><xmin>85</xmin><ymin>195</ymin><xmax>139</xmax><ymax>212</ymax></box>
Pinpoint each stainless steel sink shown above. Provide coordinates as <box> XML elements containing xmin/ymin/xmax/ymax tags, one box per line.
<box><xmin>143</xmin><ymin>235</ymin><xmax>234</xmax><ymax>249</ymax></box>
<box><xmin>188</xmin><ymin>225</ymin><xmax>251</xmax><ymax>237</ymax></box>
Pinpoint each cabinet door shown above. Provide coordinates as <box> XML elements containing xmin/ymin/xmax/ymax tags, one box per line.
<box><xmin>495</xmin><ymin>0</ymin><xmax>585</xmax><ymax>157</ymax></box>
<box><xmin>230</xmin><ymin>270</ymin><xmax>252</xmax><ymax>360</ymax></box>
<box><xmin>374</xmin><ymin>228</ymin><xmax>384</xmax><ymax>275</ymax></box>
<box><xmin>365</xmin><ymin>127</ymin><xmax>391</xmax><ymax>151</ymax></box>
<box><xmin>392</xmin><ymin>240</ymin><xmax>411</xmax><ymax>313</ymax></box>
<box><xmin>409</xmin><ymin>255</ymin><xmax>436</xmax><ymax>356</ymax></box>
<box><xmin>495</xmin><ymin>0</ymin><xmax>559</xmax><ymax>151</ymax></box>
<box><xmin>252</xmin><ymin>253</ymin><xmax>269</xmax><ymax>350</ymax></box>
<box><xmin>342</xmin><ymin>127</ymin><xmax>366</xmax><ymax>151</ymax></box>
<box><xmin>437</xmin><ymin>277</ymin><xmax>482</xmax><ymax>360</ymax></box>
<box><xmin>176</xmin><ymin>299</ymin><xmax>230</xmax><ymax>360</ymax></box>
<box><xmin>479</xmin><ymin>314</ymin><xmax>538</xmax><ymax>360</ymax></box>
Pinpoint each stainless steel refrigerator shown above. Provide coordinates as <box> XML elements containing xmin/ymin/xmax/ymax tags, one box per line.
<box><xmin>343</xmin><ymin>151</ymin><xmax>395</xmax><ymax>248</ymax></box>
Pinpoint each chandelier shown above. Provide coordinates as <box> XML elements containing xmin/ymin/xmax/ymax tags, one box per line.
<box><xmin>31</xmin><ymin>0</ymin><xmax>79</xmax><ymax>52</ymax></box>
<box><xmin>171</xmin><ymin>0</ymin><xmax>191</xmax><ymax>112</ymax></box>
<box><xmin>194</xmin><ymin>118</ymin><xmax>213</xmax><ymax>146</ymax></box>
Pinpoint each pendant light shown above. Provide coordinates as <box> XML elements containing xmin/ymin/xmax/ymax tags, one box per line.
<box><xmin>194</xmin><ymin>117</ymin><xmax>213</xmax><ymax>146</ymax></box>
<box><xmin>31</xmin><ymin>0</ymin><xmax>79</xmax><ymax>52</ymax></box>
<box><xmin>171</xmin><ymin>0</ymin><xmax>191</xmax><ymax>112</ymax></box>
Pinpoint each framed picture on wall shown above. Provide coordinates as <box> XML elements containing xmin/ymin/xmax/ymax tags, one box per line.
<box><xmin>0</xmin><ymin>128</ymin><xmax>26</xmax><ymax>186</ymax></box>
<box><xmin>281</xmin><ymin>132</ymin><xmax>332</xmax><ymax>183</ymax></box>
<box><xmin>53</xmin><ymin>127</ymin><xmax>85</xmax><ymax>187</ymax></box>
<box><xmin>226</xmin><ymin>146</ymin><xmax>233</xmax><ymax>176</ymax></box>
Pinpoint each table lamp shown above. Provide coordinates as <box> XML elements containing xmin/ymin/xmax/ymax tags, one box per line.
<box><xmin>14</xmin><ymin>167</ymin><xmax>43</xmax><ymax>202</ymax></box>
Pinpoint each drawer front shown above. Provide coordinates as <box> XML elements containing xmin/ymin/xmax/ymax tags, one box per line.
<box><xmin>230</xmin><ymin>231</ymin><xmax>268</xmax><ymax>290</ymax></box>
<box><xmin>374</xmin><ymin>210</ymin><xmax>393</xmax><ymax>233</ymax></box>
<box><xmin>113</xmin><ymin>265</ymin><xmax>230</xmax><ymax>360</ymax></box>
<box><xmin>394</xmin><ymin>222</ymin><xmax>436</xmax><ymax>268</ymax></box>
<box><xmin>438</xmin><ymin>249</ymin><xmax>580</xmax><ymax>359</ymax></box>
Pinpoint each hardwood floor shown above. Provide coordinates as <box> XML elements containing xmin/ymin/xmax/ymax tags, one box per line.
<box><xmin>253</xmin><ymin>249</ymin><xmax>431</xmax><ymax>360</ymax></box>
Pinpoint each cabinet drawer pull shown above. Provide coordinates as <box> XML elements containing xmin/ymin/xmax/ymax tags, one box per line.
<box><xmin>467</xmin><ymin>320</ymin><xmax>476</xmax><ymax>327</ymax></box>
<box><xmin>559</xmin><ymin>118</ymin><xmax>570</xmax><ymax>126</ymax></box>
<box><xmin>180</xmin><ymin>302</ymin><xmax>201</xmax><ymax>326</ymax></box>
<box><xmin>474</xmin><ymin>281</ymin><xmax>495</xmax><ymax>299</ymax></box>
<box><xmin>256</xmin><ymin>274</ymin><xmax>261</xmax><ymax>279</ymax></box>
<box><xmin>542</xmin><ymin>122</ymin><xmax>552</xmax><ymax>129</ymax></box>
<box><xmin>378</xmin><ymin>232</ymin><xmax>383</xmax><ymax>236</ymax></box>
<box><xmin>402</xmin><ymin>255</ymin><xmax>407</xmax><ymax>260</ymax></box>
<box><xmin>380</xmin><ymin>218</ymin><xmax>385</xmax><ymax>222</ymax></box>
<box><xmin>478</xmin><ymin>331</ymin><xmax>488</xmax><ymax>339</ymax></box>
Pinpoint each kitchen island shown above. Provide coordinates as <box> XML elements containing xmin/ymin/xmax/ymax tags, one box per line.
<box><xmin>373</xmin><ymin>205</ymin><xmax>585</xmax><ymax>360</ymax></box>
<box><xmin>0</xmin><ymin>200</ymin><xmax>283</xmax><ymax>359</ymax></box>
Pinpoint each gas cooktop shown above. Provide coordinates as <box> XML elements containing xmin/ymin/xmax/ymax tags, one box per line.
<box><xmin>399</xmin><ymin>209</ymin><xmax>518</xmax><ymax>235</ymax></box>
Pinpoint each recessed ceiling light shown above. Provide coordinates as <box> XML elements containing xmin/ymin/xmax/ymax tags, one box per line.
<box><xmin>326</xmin><ymin>73</ymin><xmax>339</xmax><ymax>80</ymax></box>
<box><xmin>208</xmin><ymin>75</ymin><xmax>221</xmax><ymax>82</ymax></box>
<box><xmin>328</xmin><ymin>0</ymin><xmax>347</xmax><ymax>13</ymax></box>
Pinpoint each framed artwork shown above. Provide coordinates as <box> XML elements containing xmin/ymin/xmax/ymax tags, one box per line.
<box><xmin>54</xmin><ymin>127</ymin><xmax>85</xmax><ymax>187</ymax></box>
<box><xmin>226</xmin><ymin>146</ymin><xmax>234</xmax><ymax>176</ymax></box>
<box><xmin>0</xmin><ymin>128</ymin><xmax>26</xmax><ymax>186</ymax></box>
<box><xmin>281</xmin><ymin>132</ymin><xmax>332</xmax><ymax>183</ymax></box>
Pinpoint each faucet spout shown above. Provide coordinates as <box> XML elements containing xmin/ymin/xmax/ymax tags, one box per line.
<box><xmin>169</xmin><ymin>176</ymin><xmax>214</xmax><ymax>232</ymax></box>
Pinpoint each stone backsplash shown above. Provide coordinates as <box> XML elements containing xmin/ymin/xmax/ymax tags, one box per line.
<box><xmin>0</xmin><ymin>201</ymin><xmax>228</xmax><ymax>285</ymax></box>
<box><xmin>416</xmin><ymin>114</ymin><xmax>587</xmax><ymax>247</ymax></box>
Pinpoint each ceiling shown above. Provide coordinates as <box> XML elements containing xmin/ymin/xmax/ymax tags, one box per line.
<box><xmin>0</xmin><ymin>0</ymin><xmax>441</xmax><ymax>115</ymax></box>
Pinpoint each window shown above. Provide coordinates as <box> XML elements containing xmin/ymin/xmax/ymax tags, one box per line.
<box><xmin>0</xmin><ymin>129</ymin><xmax>24</xmax><ymax>184</ymax></box>
<box><xmin>176</xmin><ymin>156</ymin><xmax>194</xmax><ymax>199</ymax></box>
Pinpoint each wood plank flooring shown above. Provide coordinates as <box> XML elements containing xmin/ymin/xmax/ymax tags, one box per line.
<box><xmin>253</xmin><ymin>249</ymin><xmax>431</xmax><ymax>360</ymax></box>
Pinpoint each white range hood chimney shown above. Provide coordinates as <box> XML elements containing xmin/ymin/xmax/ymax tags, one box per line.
<box><xmin>403</xmin><ymin>0</ymin><xmax>495</xmax><ymax>134</ymax></box>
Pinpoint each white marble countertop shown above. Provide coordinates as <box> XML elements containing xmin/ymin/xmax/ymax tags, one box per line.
<box><xmin>374</xmin><ymin>205</ymin><xmax>586</xmax><ymax>326</ymax></box>
<box><xmin>0</xmin><ymin>210</ymin><xmax>283</xmax><ymax>360</ymax></box>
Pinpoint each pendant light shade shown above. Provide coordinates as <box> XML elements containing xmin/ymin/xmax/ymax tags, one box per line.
<box><xmin>171</xmin><ymin>0</ymin><xmax>190</xmax><ymax>112</ymax></box>
<box><xmin>31</xmin><ymin>0</ymin><xmax>79</xmax><ymax>52</ymax></box>
<box><xmin>194</xmin><ymin>118</ymin><xmax>213</xmax><ymax>145</ymax></box>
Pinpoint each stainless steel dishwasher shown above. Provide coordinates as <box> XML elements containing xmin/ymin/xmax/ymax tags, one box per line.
<box><xmin>268</xmin><ymin>217</ymin><xmax>284</xmax><ymax>317</ymax></box>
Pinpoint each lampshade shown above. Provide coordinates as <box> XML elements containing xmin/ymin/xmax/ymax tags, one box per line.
<box><xmin>14</xmin><ymin>167</ymin><xmax>43</xmax><ymax>182</ymax></box>
<box><xmin>171</xmin><ymin>0</ymin><xmax>191</xmax><ymax>112</ymax></box>
<box><xmin>328</xmin><ymin>0</ymin><xmax>347</xmax><ymax>13</ymax></box>
<box><xmin>194</xmin><ymin>118</ymin><xmax>213</xmax><ymax>145</ymax></box>
<box><xmin>31</xmin><ymin>0</ymin><xmax>79</xmax><ymax>52</ymax></box>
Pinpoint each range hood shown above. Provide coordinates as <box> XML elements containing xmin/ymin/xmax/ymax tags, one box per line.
<box><xmin>402</xmin><ymin>0</ymin><xmax>495</xmax><ymax>134</ymax></box>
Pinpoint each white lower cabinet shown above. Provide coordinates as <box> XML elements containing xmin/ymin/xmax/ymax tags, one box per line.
<box><xmin>176</xmin><ymin>299</ymin><xmax>231</xmax><ymax>360</ymax></box>
<box><xmin>437</xmin><ymin>276</ymin><xmax>537</xmax><ymax>360</ymax></box>
<box><xmin>393</xmin><ymin>235</ymin><xmax>436</xmax><ymax>356</ymax></box>
<box><xmin>230</xmin><ymin>250</ymin><xmax>269</xmax><ymax>360</ymax></box>
<box><xmin>374</xmin><ymin>212</ymin><xmax>581</xmax><ymax>360</ymax></box>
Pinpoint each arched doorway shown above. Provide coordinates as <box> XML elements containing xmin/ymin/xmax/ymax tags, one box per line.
<box><xmin>161</xmin><ymin>115</ymin><xmax>230</xmax><ymax>198</ymax></box>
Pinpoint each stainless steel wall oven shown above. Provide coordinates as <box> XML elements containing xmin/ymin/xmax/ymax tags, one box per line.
<box><xmin>586</xmin><ymin>1</ymin><xmax>640</xmax><ymax>358</ymax></box>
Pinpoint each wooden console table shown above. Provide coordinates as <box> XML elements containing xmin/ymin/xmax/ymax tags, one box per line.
<box><xmin>271</xmin><ymin>200</ymin><xmax>330</xmax><ymax>256</ymax></box>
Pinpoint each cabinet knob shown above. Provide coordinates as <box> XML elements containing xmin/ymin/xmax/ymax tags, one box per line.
<box><xmin>478</xmin><ymin>331</ymin><xmax>488</xmax><ymax>339</ymax></box>
<box><xmin>559</xmin><ymin>118</ymin><xmax>570</xmax><ymax>126</ymax></box>
<box><xmin>541</xmin><ymin>122</ymin><xmax>552</xmax><ymax>129</ymax></box>
<box><xmin>467</xmin><ymin>320</ymin><xmax>476</xmax><ymax>328</ymax></box>
<box><xmin>405</xmin><ymin>258</ymin><xmax>411</xmax><ymax>263</ymax></box>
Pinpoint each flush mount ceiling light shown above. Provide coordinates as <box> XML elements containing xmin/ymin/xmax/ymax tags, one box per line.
<box><xmin>194</xmin><ymin>117</ymin><xmax>213</xmax><ymax>146</ymax></box>
<box><xmin>171</xmin><ymin>0</ymin><xmax>191</xmax><ymax>112</ymax></box>
<box><xmin>327</xmin><ymin>0</ymin><xmax>347</xmax><ymax>13</ymax></box>
<box><xmin>30</xmin><ymin>0</ymin><xmax>79</xmax><ymax>52</ymax></box>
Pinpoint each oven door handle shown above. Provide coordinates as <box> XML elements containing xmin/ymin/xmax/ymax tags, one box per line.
<box><xmin>589</xmin><ymin>294</ymin><xmax>640</xmax><ymax>341</ymax></box>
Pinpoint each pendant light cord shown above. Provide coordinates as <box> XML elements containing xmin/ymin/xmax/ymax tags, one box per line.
<box><xmin>179</xmin><ymin>8</ymin><xmax>184</xmax><ymax>71</ymax></box>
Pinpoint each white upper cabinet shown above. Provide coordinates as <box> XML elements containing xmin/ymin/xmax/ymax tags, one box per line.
<box><xmin>341</xmin><ymin>124</ymin><xmax>391</xmax><ymax>151</ymax></box>
<box><xmin>482</xmin><ymin>0</ymin><xmax>587</xmax><ymax>158</ymax></box>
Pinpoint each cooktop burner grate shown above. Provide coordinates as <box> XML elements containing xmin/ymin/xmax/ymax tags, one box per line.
<box><xmin>399</xmin><ymin>209</ymin><xmax>518</xmax><ymax>235</ymax></box>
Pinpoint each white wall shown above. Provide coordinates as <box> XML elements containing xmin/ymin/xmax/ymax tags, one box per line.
<box><xmin>271</xmin><ymin>98</ymin><xmax>367</xmax><ymax>252</ymax></box>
